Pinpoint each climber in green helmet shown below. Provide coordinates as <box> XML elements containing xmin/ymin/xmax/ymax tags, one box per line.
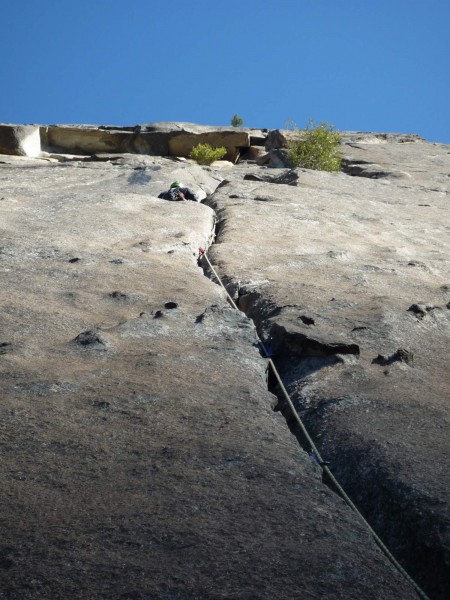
<box><xmin>158</xmin><ymin>181</ymin><xmax>199</xmax><ymax>202</ymax></box>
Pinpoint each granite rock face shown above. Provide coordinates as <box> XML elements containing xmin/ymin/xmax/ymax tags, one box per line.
<box><xmin>0</xmin><ymin>122</ymin><xmax>256</xmax><ymax>160</ymax></box>
<box><xmin>0</xmin><ymin>124</ymin><xmax>41</xmax><ymax>157</ymax></box>
<box><xmin>206</xmin><ymin>140</ymin><xmax>450</xmax><ymax>599</ymax></box>
<box><xmin>0</xmin><ymin>126</ymin><xmax>449</xmax><ymax>599</ymax></box>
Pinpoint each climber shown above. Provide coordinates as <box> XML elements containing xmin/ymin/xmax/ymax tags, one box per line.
<box><xmin>158</xmin><ymin>181</ymin><xmax>198</xmax><ymax>202</ymax></box>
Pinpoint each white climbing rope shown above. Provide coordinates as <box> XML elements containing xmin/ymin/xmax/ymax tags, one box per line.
<box><xmin>199</xmin><ymin>247</ymin><xmax>430</xmax><ymax>600</ymax></box>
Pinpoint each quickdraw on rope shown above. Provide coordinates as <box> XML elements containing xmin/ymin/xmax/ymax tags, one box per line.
<box><xmin>199</xmin><ymin>247</ymin><xmax>430</xmax><ymax>600</ymax></box>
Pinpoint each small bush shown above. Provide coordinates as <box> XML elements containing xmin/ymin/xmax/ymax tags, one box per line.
<box><xmin>287</xmin><ymin>120</ymin><xmax>342</xmax><ymax>172</ymax></box>
<box><xmin>189</xmin><ymin>143</ymin><xmax>227</xmax><ymax>165</ymax></box>
<box><xmin>231</xmin><ymin>114</ymin><xmax>244</xmax><ymax>127</ymax></box>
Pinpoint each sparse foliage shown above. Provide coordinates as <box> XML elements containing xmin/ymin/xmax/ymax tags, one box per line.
<box><xmin>287</xmin><ymin>120</ymin><xmax>342</xmax><ymax>172</ymax></box>
<box><xmin>231</xmin><ymin>114</ymin><xmax>244</xmax><ymax>127</ymax></box>
<box><xmin>189</xmin><ymin>143</ymin><xmax>227</xmax><ymax>165</ymax></box>
<box><xmin>284</xmin><ymin>118</ymin><xmax>298</xmax><ymax>131</ymax></box>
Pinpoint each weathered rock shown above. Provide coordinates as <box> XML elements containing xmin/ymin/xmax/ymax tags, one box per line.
<box><xmin>39</xmin><ymin>122</ymin><xmax>252</xmax><ymax>160</ymax></box>
<box><xmin>341</xmin><ymin>138</ymin><xmax>450</xmax><ymax>192</ymax></box>
<box><xmin>249</xmin><ymin>128</ymin><xmax>269</xmax><ymax>145</ymax></box>
<box><xmin>373</xmin><ymin>348</ymin><xmax>414</xmax><ymax>366</ymax></box>
<box><xmin>0</xmin><ymin>342</ymin><xmax>14</xmax><ymax>354</ymax></box>
<box><xmin>269</xmin><ymin>320</ymin><xmax>361</xmax><ymax>358</ymax></box>
<box><xmin>240</xmin><ymin>145</ymin><xmax>268</xmax><ymax>161</ymax></box>
<box><xmin>341</xmin><ymin>160</ymin><xmax>413</xmax><ymax>180</ymax></box>
<box><xmin>256</xmin><ymin>147</ymin><xmax>294</xmax><ymax>167</ymax></box>
<box><xmin>72</xmin><ymin>328</ymin><xmax>109</xmax><ymax>350</ymax></box>
<box><xmin>0</xmin><ymin>124</ymin><xmax>41</xmax><ymax>157</ymax></box>
<box><xmin>129</xmin><ymin>121</ymin><xmax>255</xmax><ymax>161</ymax></box>
<box><xmin>41</xmin><ymin>124</ymin><xmax>139</xmax><ymax>155</ymax></box>
<box><xmin>341</xmin><ymin>132</ymin><xmax>425</xmax><ymax>144</ymax></box>
<box><xmin>0</xmin><ymin>147</ymin><xmax>420</xmax><ymax>599</ymax></box>
<box><xmin>242</xmin><ymin>168</ymin><xmax>301</xmax><ymax>185</ymax></box>
<box><xmin>265</xmin><ymin>128</ymin><xmax>300</xmax><ymax>149</ymax></box>
<box><xmin>168</xmin><ymin>131</ymin><xmax>249</xmax><ymax>161</ymax></box>
<box><xmin>407</xmin><ymin>302</ymin><xmax>436</xmax><ymax>318</ymax></box>
<box><xmin>206</xmin><ymin>138</ymin><xmax>450</xmax><ymax>598</ymax></box>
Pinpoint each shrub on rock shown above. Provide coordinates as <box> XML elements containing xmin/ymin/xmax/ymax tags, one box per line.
<box><xmin>231</xmin><ymin>114</ymin><xmax>244</xmax><ymax>127</ymax></box>
<box><xmin>189</xmin><ymin>143</ymin><xmax>227</xmax><ymax>165</ymax></box>
<box><xmin>287</xmin><ymin>120</ymin><xmax>342</xmax><ymax>172</ymax></box>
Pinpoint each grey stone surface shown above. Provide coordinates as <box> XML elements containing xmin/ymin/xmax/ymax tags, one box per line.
<box><xmin>341</xmin><ymin>138</ymin><xmax>450</xmax><ymax>192</ymax></box>
<box><xmin>206</xmin><ymin>138</ymin><xmax>450</xmax><ymax>598</ymax></box>
<box><xmin>266</xmin><ymin>129</ymin><xmax>426</xmax><ymax>150</ymax></box>
<box><xmin>0</xmin><ymin>147</ymin><xmax>420</xmax><ymax>599</ymax></box>
<box><xmin>265</xmin><ymin>128</ymin><xmax>301</xmax><ymax>149</ymax></box>
<box><xmin>3</xmin><ymin>125</ymin><xmax>449</xmax><ymax>596</ymax></box>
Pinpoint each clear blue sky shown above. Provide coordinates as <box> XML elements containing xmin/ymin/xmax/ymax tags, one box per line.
<box><xmin>1</xmin><ymin>0</ymin><xmax>449</xmax><ymax>142</ymax></box>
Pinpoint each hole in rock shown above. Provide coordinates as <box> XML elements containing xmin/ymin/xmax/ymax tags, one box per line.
<box><xmin>164</xmin><ymin>302</ymin><xmax>178</xmax><ymax>310</ymax></box>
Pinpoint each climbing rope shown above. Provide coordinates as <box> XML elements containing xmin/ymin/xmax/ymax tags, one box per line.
<box><xmin>198</xmin><ymin>247</ymin><xmax>430</xmax><ymax>600</ymax></box>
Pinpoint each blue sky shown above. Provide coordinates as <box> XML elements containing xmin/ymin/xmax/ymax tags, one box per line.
<box><xmin>1</xmin><ymin>0</ymin><xmax>449</xmax><ymax>142</ymax></box>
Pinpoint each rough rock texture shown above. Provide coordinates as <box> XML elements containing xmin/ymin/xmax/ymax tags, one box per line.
<box><xmin>168</xmin><ymin>132</ymin><xmax>247</xmax><ymax>163</ymax></box>
<box><xmin>206</xmin><ymin>140</ymin><xmax>450</xmax><ymax>599</ymax></box>
<box><xmin>0</xmin><ymin>124</ymin><xmax>41</xmax><ymax>157</ymax></box>
<box><xmin>41</xmin><ymin>125</ymin><xmax>137</xmax><ymax>155</ymax></box>
<box><xmin>39</xmin><ymin>122</ymin><xmax>255</xmax><ymax>160</ymax></box>
<box><xmin>0</xmin><ymin>126</ymin><xmax>448</xmax><ymax>599</ymax></box>
<box><xmin>341</xmin><ymin>137</ymin><xmax>449</xmax><ymax>192</ymax></box>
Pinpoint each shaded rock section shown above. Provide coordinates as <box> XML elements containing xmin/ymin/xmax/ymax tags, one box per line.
<box><xmin>205</xmin><ymin>144</ymin><xmax>450</xmax><ymax>599</ymax></box>
<box><xmin>0</xmin><ymin>124</ymin><xmax>41</xmax><ymax>157</ymax></box>
<box><xmin>0</xmin><ymin>151</ymin><xmax>419</xmax><ymax>599</ymax></box>
<box><xmin>72</xmin><ymin>328</ymin><xmax>109</xmax><ymax>350</ymax></box>
<box><xmin>39</xmin><ymin>122</ymin><xmax>254</xmax><ymax>161</ymax></box>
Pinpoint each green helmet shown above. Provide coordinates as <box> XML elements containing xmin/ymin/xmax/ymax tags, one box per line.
<box><xmin>170</xmin><ymin>181</ymin><xmax>182</xmax><ymax>189</ymax></box>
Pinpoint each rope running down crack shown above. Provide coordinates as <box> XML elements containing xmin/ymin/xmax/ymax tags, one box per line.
<box><xmin>199</xmin><ymin>246</ymin><xmax>430</xmax><ymax>600</ymax></box>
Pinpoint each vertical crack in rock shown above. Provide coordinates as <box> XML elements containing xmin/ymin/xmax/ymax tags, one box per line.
<box><xmin>199</xmin><ymin>196</ymin><xmax>448</xmax><ymax>599</ymax></box>
<box><xmin>3</xmin><ymin>127</ymin><xmax>447</xmax><ymax>600</ymax></box>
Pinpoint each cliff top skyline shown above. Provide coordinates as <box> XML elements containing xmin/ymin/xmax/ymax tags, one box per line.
<box><xmin>1</xmin><ymin>0</ymin><xmax>449</xmax><ymax>143</ymax></box>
